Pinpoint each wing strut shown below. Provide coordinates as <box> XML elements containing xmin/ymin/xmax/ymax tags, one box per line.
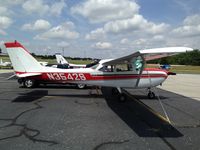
<box><xmin>154</xmin><ymin>88</ymin><xmax>172</xmax><ymax>124</ymax></box>
<box><xmin>147</xmin><ymin>69</ymin><xmax>172</xmax><ymax>123</ymax></box>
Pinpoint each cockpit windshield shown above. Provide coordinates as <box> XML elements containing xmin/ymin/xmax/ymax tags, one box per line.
<box><xmin>91</xmin><ymin>63</ymin><xmax>99</xmax><ymax>69</ymax></box>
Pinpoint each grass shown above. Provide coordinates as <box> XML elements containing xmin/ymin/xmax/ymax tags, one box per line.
<box><xmin>146</xmin><ymin>64</ymin><xmax>200</xmax><ymax>74</ymax></box>
<box><xmin>170</xmin><ymin>65</ymin><xmax>200</xmax><ymax>74</ymax></box>
<box><xmin>67</xmin><ymin>59</ymin><xmax>92</xmax><ymax>64</ymax></box>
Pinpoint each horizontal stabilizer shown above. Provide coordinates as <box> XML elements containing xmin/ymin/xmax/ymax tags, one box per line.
<box><xmin>16</xmin><ymin>72</ymin><xmax>42</xmax><ymax>78</ymax></box>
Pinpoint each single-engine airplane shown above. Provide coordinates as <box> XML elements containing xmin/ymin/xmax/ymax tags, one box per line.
<box><xmin>55</xmin><ymin>54</ymin><xmax>86</xmax><ymax>68</ymax></box>
<box><xmin>4</xmin><ymin>41</ymin><xmax>193</xmax><ymax>100</ymax></box>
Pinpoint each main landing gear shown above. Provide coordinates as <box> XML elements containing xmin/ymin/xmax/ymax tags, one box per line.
<box><xmin>18</xmin><ymin>78</ymin><xmax>37</xmax><ymax>88</ymax></box>
<box><xmin>112</xmin><ymin>87</ymin><xmax>127</xmax><ymax>102</ymax></box>
<box><xmin>147</xmin><ymin>88</ymin><xmax>156</xmax><ymax>99</ymax></box>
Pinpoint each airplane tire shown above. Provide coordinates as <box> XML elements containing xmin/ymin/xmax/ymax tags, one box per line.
<box><xmin>148</xmin><ymin>92</ymin><xmax>156</xmax><ymax>99</ymax></box>
<box><xmin>77</xmin><ymin>84</ymin><xmax>86</xmax><ymax>89</ymax></box>
<box><xmin>118</xmin><ymin>93</ymin><xmax>127</xmax><ymax>102</ymax></box>
<box><xmin>23</xmin><ymin>79</ymin><xmax>35</xmax><ymax>88</ymax></box>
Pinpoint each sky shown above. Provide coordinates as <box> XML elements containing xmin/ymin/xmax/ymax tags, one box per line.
<box><xmin>0</xmin><ymin>0</ymin><xmax>200</xmax><ymax>59</ymax></box>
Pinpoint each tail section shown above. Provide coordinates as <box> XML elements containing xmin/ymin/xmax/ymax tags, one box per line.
<box><xmin>55</xmin><ymin>54</ymin><xmax>69</xmax><ymax>64</ymax></box>
<box><xmin>4</xmin><ymin>41</ymin><xmax>43</xmax><ymax>73</ymax></box>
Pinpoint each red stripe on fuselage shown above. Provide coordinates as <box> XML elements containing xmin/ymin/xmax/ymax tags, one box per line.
<box><xmin>15</xmin><ymin>71</ymin><xmax>167</xmax><ymax>81</ymax></box>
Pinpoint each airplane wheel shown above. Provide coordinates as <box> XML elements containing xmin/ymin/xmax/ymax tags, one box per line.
<box><xmin>148</xmin><ymin>91</ymin><xmax>156</xmax><ymax>99</ymax></box>
<box><xmin>23</xmin><ymin>79</ymin><xmax>35</xmax><ymax>88</ymax></box>
<box><xmin>118</xmin><ymin>94</ymin><xmax>127</xmax><ymax>102</ymax></box>
<box><xmin>77</xmin><ymin>84</ymin><xmax>86</xmax><ymax>89</ymax></box>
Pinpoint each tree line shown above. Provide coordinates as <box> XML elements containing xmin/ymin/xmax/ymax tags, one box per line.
<box><xmin>32</xmin><ymin>49</ymin><xmax>200</xmax><ymax>66</ymax></box>
<box><xmin>148</xmin><ymin>49</ymin><xmax>200</xmax><ymax>66</ymax></box>
<box><xmin>31</xmin><ymin>53</ymin><xmax>96</xmax><ymax>61</ymax></box>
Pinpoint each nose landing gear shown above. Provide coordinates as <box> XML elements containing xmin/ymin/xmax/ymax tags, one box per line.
<box><xmin>147</xmin><ymin>88</ymin><xmax>156</xmax><ymax>99</ymax></box>
<box><xmin>111</xmin><ymin>87</ymin><xmax>127</xmax><ymax>102</ymax></box>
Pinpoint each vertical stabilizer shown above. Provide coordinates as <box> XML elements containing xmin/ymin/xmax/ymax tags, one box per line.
<box><xmin>55</xmin><ymin>54</ymin><xmax>69</xmax><ymax>64</ymax></box>
<box><xmin>4</xmin><ymin>41</ymin><xmax>43</xmax><ymax>73</ymax></box>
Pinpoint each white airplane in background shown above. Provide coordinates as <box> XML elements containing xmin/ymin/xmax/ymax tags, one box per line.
<box><xmin>4</xmin><ymin>41</ymin><xmax>193</xmax><ymax>101</ymax></box>
<box><xmin>0</xmin><ymin>58</ymin><xmax>12</xmax><ymax>67</ymax></box>
<box><xmin>55</xmin><ymin>54</ymin><xmax>86</xmax><ymax>68</ymax></box>
<box><xmin>39</xmin><ymin>61</ymin><xmax>48</xmax><ymax>66</ymax></box>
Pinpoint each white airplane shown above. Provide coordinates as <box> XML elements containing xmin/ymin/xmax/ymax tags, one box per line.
<box><xmin>4</xmin><ymin>41</ymin><xmax>193</xmax><ymax>100</ymax></box>
<box><xmin>0</xmin><ymin>58</ymin><xmax>12</xmax><ymax>67</ymax></box>
<box><xmin>55</xmin><ymin>54</ymin><xmax>86</xmax><ymax>68</ymax></box>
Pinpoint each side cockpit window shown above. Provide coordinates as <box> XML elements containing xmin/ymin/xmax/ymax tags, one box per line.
<box><xmin>98</xmin><ymin>56</ymin><xmax>144</xmax><ymax>73</ymax></box>
<box><xmin>99</xmin><ymin>65</ymin><xmax>113</xmax><ymax>72</ymax></box>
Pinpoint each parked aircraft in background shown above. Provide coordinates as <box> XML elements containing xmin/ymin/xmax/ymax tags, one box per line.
<box><xmin>4</xmin><ymin>41</ymin><xmax>193</xmax><ymax>101</ymax></box>
<box><xmin>39</xmin><ymin>61</ymin><xmax>48</xmax><ymax>66</ymax></box>
<box><xmin>55</xmin><ymin>54</ymin><xmax>86</xmax><ymax>68</ymax></box>
<box><xmin>0</xmin><ymin>58</ymin><xmax>12</xmax><ymax>67</ymax></box>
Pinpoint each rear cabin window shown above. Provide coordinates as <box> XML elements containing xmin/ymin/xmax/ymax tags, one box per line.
<box><xmin>115</xmin><ymin>64</ymin><xmax>129</xmax><ymax>72</ymax></box>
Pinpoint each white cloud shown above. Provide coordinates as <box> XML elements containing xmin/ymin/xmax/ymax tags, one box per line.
<box><xmin>120</xmin><ymin>38</ymin><xmax>129</xmax><ymax>44</ymax></box>
<box><xmin>22</xmin><ymin>0</ymin><xmax>49</xmax><ymax>15</ymax></box>
<box><xmin>50</xmin><ymin>0</ymin><xmax>66</xmax><ymax>16</ymax></box>
<box><xmin>133</xmin><ymin>38</ymin><xmax>147</xmax><ymax>45</ymax></box>
<box><xmin>57</xmin><ymin>41</ymin><xmax>70</xmax><ymax>47</ymax></box>
<box><xmin>183</xmin><ymin>14</ymin><xmax>200</xmax><ymax>25</ymax></box>
<box><xmin>103</xmin><ymin>15</ymin><xmax>169</xmax><ymax>34</ymax></box>
<box><xmin>152</xmin><ymin>35</ymin><xmax>164</xmax><ymax>41</ymax></box>
<box><xmin>85</xmin><ymin>28</ymin><xmax>105</xmax><ymax>40</ymax></box>
<box><xmin>172</xmin><ymin>14</ymin><xmax>200</xmax><ymax>37</ymax></box>
<box><xmin>71</xmin><ymin>0</ymin><xmax>139</xmax><ymax>23</ymax></box>
<box><xmin>34</xmin><ymin>21</ymin><xmax>79</xmax><ymax>40</ymax></box>
<box><xmin>0</xmin><ymin>16</ymin><xmax>13</xmax><ymax>29</ymax></box>
<box><xmin>0</xmin><ymin>29</ymin><xmax>7</xmax><ymax>35</ymax></box>
<box><xmin>86</xmin><ymin>14</ymin><xmax>169</xmax><ymax>41</ymax></box>
<box><xmin>22</xmin><ymin>0</ymin><xmax>66</xmax><ymax>16</ymax></box>
<box><xmin>22</xmin><ymin>19</ymin><xmax>51</xmax><ymax>31</ymax></box>
<box><xmin>92</xmin><ymin>42</ymin><xmax>112</xmax><ymax>49</ymax></box>
<box><xmin>0</xmin><ymin>7</ymin><xmax>8</xmax><ymax>16</ymax></box>
<box><xmin>0</xmin><ymin>0</ymin><xmax>25</xmax><ymax>7</ymax></box>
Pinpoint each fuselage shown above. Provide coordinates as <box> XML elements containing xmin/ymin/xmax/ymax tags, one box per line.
<box><xmin>15</xmin><ymin>66</ymin><xmax>168</xmax><ymax>88</ymax></box>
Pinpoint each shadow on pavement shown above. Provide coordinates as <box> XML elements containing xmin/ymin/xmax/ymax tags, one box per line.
<box><xmin>12</xmin><ymin>90</ymin><xmax>48</xmax><ymax>102</ymax></box>
<box><xmin>101</xmin><ymin>87</ymin><xmax>183</xmax><ymax>138</ymax></box>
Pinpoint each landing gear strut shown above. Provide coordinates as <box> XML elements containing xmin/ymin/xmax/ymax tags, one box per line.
<box><xmin>112</xmin><ymin>87</ymin><xmax>127</xmax><ymax>102</ymax></box>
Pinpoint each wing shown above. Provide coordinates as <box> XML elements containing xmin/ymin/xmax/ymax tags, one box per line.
<box><xmin>140</xmin><ymin>47</ymin><xmax>193</xmax><ymax>61</ymax></box>
<box><xmin>102</xmin><ymin>51</ymin><xmax>141</xmax><ymax>66</ymax></box>
<box><xmin>102</xmin><ymin>47</ymin><xmax>193</xmax><ymax>65</ymax></box>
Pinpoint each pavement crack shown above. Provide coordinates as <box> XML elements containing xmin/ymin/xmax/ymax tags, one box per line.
<box><xmin>93</xmin><ymin>139</ymin><xmax>129</xmax><ymax>150</ymax></box>
<box><xmin>0</xmin><ymin>99</ymin><xmax>58</xmax><ymax>146</ymax></box>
